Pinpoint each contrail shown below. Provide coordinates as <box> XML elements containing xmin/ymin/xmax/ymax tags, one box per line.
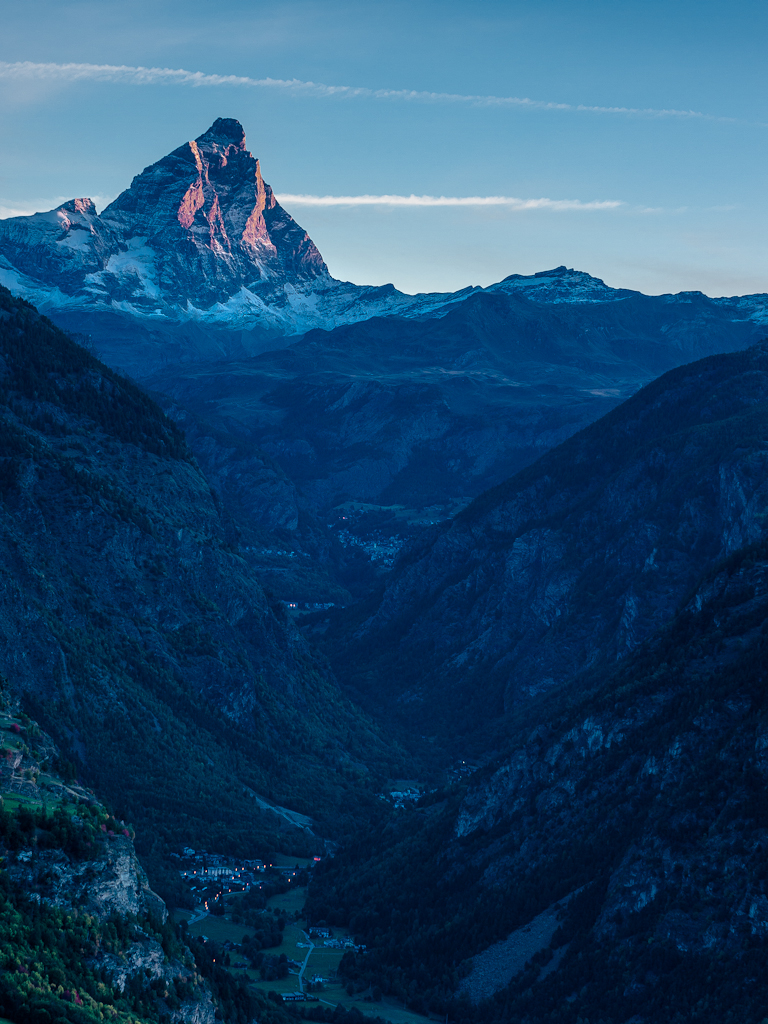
<box><xmin>275</xmin><ymin>194</ymin><xmax>622</xmax><ymax>210</ymax></box>
<box><xmin>0</xmin><ymin>61</ymin><xmax>737</xmax><ymax>123</ymax></box>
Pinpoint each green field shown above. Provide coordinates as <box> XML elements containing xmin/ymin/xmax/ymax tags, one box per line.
<box><xmin>318</xmin><ymin>985</ymin><xmax>434</xmax><ymax>1024</ymax></box>
<box><xmin>267</xmin><ymin>885</ymin><xmax>307</xmax><ymax>915</ymax></box>
<box><xmin>0</xmin><ymin>793</ymin><xmax>41</xmax><ymax>811</ymax></box>
<box><xmin>270</xmin><ymin>852</ymin><xmax>312</xmax><ymax>867</ymax></box>
<box><xmin>250</xmin><ymin>973</ymin><xmax>303</xmax><ymax>995</ymax></box>
<box><xmin>187</xmin><ymin>914</ymin><xmax>255</xmax><ymax>944</ymax></box>
<box><xmin>305</xmin><ymin>947</ymin><xmax>345</xmax><ymax>975</ymax></box>
<box><xmin>278</xmin><ymin>922</ymin><xmax>311</xmax><ymax>961</ymax></box>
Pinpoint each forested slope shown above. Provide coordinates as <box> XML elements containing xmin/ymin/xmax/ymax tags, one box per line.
<box><xmin>0</xmin><ymin>286</ymin><xmax>408</xmax><ymax>895</ymax></box>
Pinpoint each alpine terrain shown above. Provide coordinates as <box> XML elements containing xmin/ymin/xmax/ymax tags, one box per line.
<box><xmin>309</xmin><ymin>341</ymin><xmax>768</xmax><ymax>1024</ymax></box>
<box><xmin>0</xmin><ymin>118</ymin><xmax>472</xmax><ymax>375</ymax></box>
<box><xmin>1</xmin><ymin>115</ymin><xmax>768</xmax><ymax>1024</ymax></box>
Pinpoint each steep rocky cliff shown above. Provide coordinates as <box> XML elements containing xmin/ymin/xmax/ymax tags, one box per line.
<box><xmin>0</xmin><ymin>706</ymin><xmax>220</xmax><ymax>1024</ymax></box>
<box><xmin>327</xmin><ymin>341</ymin><xmax>768</xmax><ymax>745</ymax></box>
<box><xmin>0</xmin><ymin>115</ymin><xmax>327</xmax><ymax>309</ymax></box>
<box><xmin>0</xmin><ymin>118</ymin><xmax>466</xmax><ymax>373</ymax></box>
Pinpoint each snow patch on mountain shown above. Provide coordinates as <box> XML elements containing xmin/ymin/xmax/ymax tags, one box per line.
<box><xmin>2</xmin><ymin>120</ymin><xmax>767</xmax><ymax>345</ymax></box>
<box><xmin>490</xmin><ymin>266</ymin><xmax>639</xmax><ymax>304</ymax></box>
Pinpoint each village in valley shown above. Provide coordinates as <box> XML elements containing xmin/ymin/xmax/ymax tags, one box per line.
<box><xmin>172</xmin><ymin>848</ymin><xmax>427</xmax><ymax>1024</ymax></box>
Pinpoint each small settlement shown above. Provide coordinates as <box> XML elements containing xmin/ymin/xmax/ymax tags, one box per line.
<box><xmin>174</xmin><ymin>849</ymin><xmax>305</xmax><ymax>911</ymax></box>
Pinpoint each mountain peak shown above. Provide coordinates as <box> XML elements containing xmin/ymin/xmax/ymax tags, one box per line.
<box><xmin>60</xmin><ymin>198</ymin><xmax>97</xmax><ymax>216</ymax></box>
<box><xmin>492</xmin><ymin>266</ymin><xmax>638</xmax><ymax>304</ymax></box>
<box><xmin>58</xmin><ymin>117</ymin><xmax>332</xmax><ymax>308</ymax></box>
<box><xmin>195</xmin><ymin>117</ymin><xmax>247</xmax><ymax>151</ymax></box>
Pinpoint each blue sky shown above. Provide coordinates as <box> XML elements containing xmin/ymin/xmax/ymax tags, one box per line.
<box><xmin>1</xmin><ymin>0</ymin><xmax>766</xmax><ymax>296</ymax></box>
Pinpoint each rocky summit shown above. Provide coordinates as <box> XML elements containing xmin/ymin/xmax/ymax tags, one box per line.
<box><xmin>0</xmin><ymin>118</ymin><xmax>465</xmax><ymax>365</ymax></box>
<box><xmin>101</xmin><ymin>116</ymin><xmax>330</xmax><ymax>304</ymax></box>
<box><xmin>0</xmin><ymin>118</ymin><xmax>327</xmax><ymax>318</ymax></box>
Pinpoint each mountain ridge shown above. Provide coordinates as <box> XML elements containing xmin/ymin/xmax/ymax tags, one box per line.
<box><xmin>0</xmin><ymin>117</ymin><xmax>473</xmax><ymax>370</ymax></box>
<box><xmin>2</xmin><ymin>118</ymin><xmax>767</xmax><ymax>380</ymax></box>
<box><xmin>322</xmin><ymin>339</ymin><xmax>768</xmax><ymax>746</ymax></box>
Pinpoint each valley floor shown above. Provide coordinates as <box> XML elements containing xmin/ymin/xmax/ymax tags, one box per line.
<box><xmin>176</xmin><ymin>882</ymin><xmax>434</xmax><ymax>1024</ymax></box>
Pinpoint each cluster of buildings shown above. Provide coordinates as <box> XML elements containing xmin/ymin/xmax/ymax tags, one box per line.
<box><xmin>174</xmin><ymin>849</ymin><xmax>269</xmax><ymax>905</ymax></box>
<box><xmin>308</xmin><ymin>928</ymin><xmax>365</xmax><ymax>952</ymax></box>
<box><xmin>174</xmin><ymin>849</ymin><xmax>318</xmax><ymax>909</ymax></box>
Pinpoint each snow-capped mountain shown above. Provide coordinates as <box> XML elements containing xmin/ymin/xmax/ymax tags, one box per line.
<box><xmin>487</xmin><ymin>266</ymin><xmax>768</xmax><ymax>321</ymax></box>
<box><xmin>1</xmin><ymin>116</ymin><xmax>767</xmax><ymax>379</ymax></box>
<box><xmin>0</xmin><ymin>117</ymin><xmax>466</xmax><ymax>338</ymax></box>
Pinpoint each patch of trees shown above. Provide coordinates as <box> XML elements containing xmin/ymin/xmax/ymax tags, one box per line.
<box><xmin>0</xmin><ymin>871</ymin><xmax>183</xmax><ymax>1024</ymax></box>
<box><xmin>0</xmin><ymin>799</ymin><xmax>115</xmax><ymax>859</ymax></box>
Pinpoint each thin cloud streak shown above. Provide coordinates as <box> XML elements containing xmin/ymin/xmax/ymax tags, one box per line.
<box><xmin>276</xmin><ymin>194</ymin><xmax>622</xmax><ymax>210</ymax></box>
<box><xmin>0</xmin><ymin>61</ymin><xmax>740</xmax><ymax>123</ymax></box>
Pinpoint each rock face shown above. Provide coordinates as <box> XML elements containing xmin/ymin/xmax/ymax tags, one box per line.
<box><xmin>11</xmin><ymin>832</ymin><xmax>166</xmax><ymax>921</ymax></box>
<box><xmin>310</xmin><ymin>533</ymin><xmax>768</xmax><ymax>1022</ymax></box>
<box><xmin>0</xmin><ymin>711</ymin><xmax>217</xmax><ymax>1024</ymax></box>
<box><xmin>100</xmin><ymin>116</ymin><xmax>328</xmax><ymax>307</ymax></box>
<box><xmin>0</xmin><ymin>118</ymin><xmax>328</xmax><ymax>318</ymax></box>
<box><xmin>0</xmin><ymin>117</ymin><xmax>468</xmax><ymax>371</ymax></box>
<box><xmin>12</xmin><ymin>833</ymin><xmax>219</xmax><ymax>1024</ymax></box>
<box><xmin>328</xmin><ymin>342</ymin><xmax>768</xmax><ymax>744</ymax></box>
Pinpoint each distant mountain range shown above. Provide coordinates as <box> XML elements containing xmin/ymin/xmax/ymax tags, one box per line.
<box><xmin>144</xmin><ymin>273</ymin><xmax>768</xmax><ymax>524</ymax></box>
<box><xmin>1</xmin><ymin>116</ymin><xmax>767</xmax><ymax>379</ymax></box>
<box><xmin>3</xmin><ymin>116</ymin><xmax>768</xmax><ymax>611</ymax></box>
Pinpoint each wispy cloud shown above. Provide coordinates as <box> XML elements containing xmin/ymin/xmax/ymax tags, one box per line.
<box><xmin>0</xmin><ymin>61</ymin><xmax>739</xmax><ymax>123</ymax></box>
<box><xmin>276</xmin><ymin>194</ymin><xmax>622</xmax><ymax>210</ymax></box>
